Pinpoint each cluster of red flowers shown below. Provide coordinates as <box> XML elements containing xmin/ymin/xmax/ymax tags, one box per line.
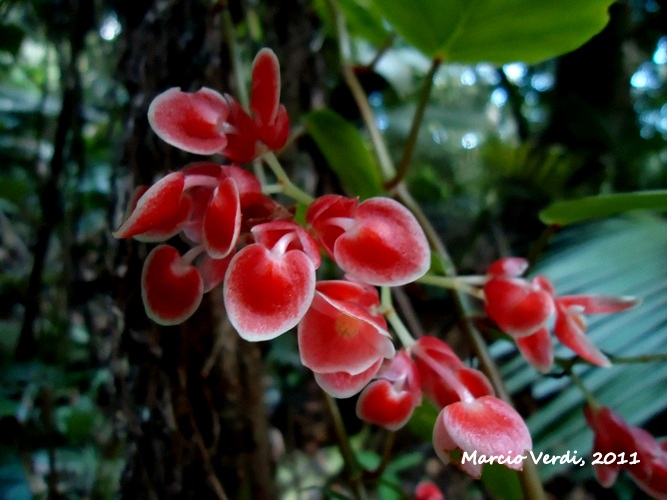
<box><xmin>356</xmin><ymin>335</ymin><xmax>531</xmax><ymax>478</ymax></box>
<box><xmin>113</xmin><ymin>48</ymin><xmax>533</xmax><ymax>480</ymax></box>
<box><xmin>113</xmin><ymin>48</ymin><xmax>655</xmax><ymax>491</ymax></box>
<box><xmin>483</xmin><ymin>257</ymin><xmax>639</xmax><ymax>372</ymax></box>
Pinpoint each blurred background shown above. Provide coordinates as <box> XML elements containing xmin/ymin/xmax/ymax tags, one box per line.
<box><xmin>0</xmin><ymin>0</ymin><xmax>666</xmax><ymax>498</ymax></box>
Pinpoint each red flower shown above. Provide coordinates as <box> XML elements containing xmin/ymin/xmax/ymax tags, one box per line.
<box><xmin>147</xmin><ymin>48</ymin><xmax>289</xmax><ymax>162</ymax></box>
<box><xmin>432</xmin><ymin>396</ymin><xmax>532</xmax><ymax>479</ymax></box>
<box><xmin>414</xmin><ymin>481</ymin><xmax>444</xmax><ymax>500</ymax></box>
<box><xmin>412</xmin><ymin>336</ymin><xmax>494</xmax><ymax>409</ymax></box>
<box><xmin>224</xmin><ymin>220</ymin><xmax>318</xmax><ymax>341</ymax></box>
<box><xmin>483</xmin><ymin>258</ymin><xmax>639</xmax><ymax>372</ymax></box>
<box><xmin>298</xmin><ymin>280</ymin><xmax>395</xmax><ymax>397</ymax></box>
<box><xmin>585</xmin><ymin>404</ymin><xmax>667</xmax><ymax>498</ymax></box>
<box><xmin>356</xmin><ymin>350</ymin><xmax>422</xmax><ymax>430</ymax></box>
<box><xmin>307</xmin><ymin>195</ymin><xmax>430</xmax><ymax>286</ymax></box>
<box><xmin>141</xmin><ymin>245</ymin><xmax>204</xmax><ymax>326</ymax></box>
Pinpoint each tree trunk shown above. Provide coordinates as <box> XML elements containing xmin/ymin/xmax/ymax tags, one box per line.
<box><xmin>113</xmin><ymin>2</ymin><xmax>276</xmax><ymax>497</ymax></box>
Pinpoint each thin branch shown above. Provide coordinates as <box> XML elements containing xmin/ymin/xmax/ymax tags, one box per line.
<box><xmin>385</xmin><ymin>58</ymin><xmax>441</xmax><ymax>190</ymax></box>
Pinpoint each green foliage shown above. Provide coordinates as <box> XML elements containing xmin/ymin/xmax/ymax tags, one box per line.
<box><xmin>539</xmin><ymin>190</ymin><xmax>667</xmax><ymax>226</ymax></box>
<box><xmin>306</xmin><ymin>109</ymin><xmax>384</xmax><ymax>199</ymax></box>
<box><xmin>480</xmin><ymin>462</ymin><xmax>523</xmax><ymax>500</ymax></box>
<box><xmin>366</xmin><ymin>0</ymin><xmax>615</xmax><ymax>64</ymax></box>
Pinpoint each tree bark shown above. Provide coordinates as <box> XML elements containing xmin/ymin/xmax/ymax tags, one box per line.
<box><xmin>113</xmin><ymin>1</ymin><xmax>275</xmax><ymax>497</ymax></box>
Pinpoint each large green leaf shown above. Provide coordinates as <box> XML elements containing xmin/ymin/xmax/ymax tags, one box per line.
<box><xmin>539</xmin><ymin>190</ymin><xmax>667</xmax><ymax>226</ymax></box>
<box><xmin>306</xmin><ymin>109</ymin><xmax>383</xmax><ymax>199</ymax></box>
<box><xmin>366</xmin><ymin>0</ymin><xmax>614</xmax><ymax>64</ymax></box>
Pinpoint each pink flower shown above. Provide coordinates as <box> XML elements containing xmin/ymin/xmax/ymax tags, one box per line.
<box><xmin>585</xmin><ymin>404</ymin><xmax>667</xmax><ymax>498</ymax></box>
<box><xmin>356</xmin><ymin>350</ymin><xmax>422</xmax><ymax>430</ymax></box>
<box><xmin>483</xmin><ymin>258</ymin><xmax>639</xmax><ymax>372</ymax></box>
<box><xmin>432</xmin><ymin>396</ymin><xmax>532</xmax><ymax>479</ymax></box>
<box><xmin>224</xmin><ymin>220</ymin><xmax>319</xmax><ymax>341</ymax></box>
<box><xmin>147</xmin><ymin>48</ymin><xmax>289</xmax><ymax>162</ymax></box>
<box><xmin>298</xmin><ymin>280</ymin><xmax>395</xmax><ymax>397</ymax></box>
<box><xmin>307</xmin><ymin>195</ymin><xmax>430</xmax><ymax>286</ymax></box>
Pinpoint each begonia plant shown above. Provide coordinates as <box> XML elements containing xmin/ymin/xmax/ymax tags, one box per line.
<box><xmin>112</xmin><ymin>7</ymin><xmax>665</xmax><ymax>492</ymax></box>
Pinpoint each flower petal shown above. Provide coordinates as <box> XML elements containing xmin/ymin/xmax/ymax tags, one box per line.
<box><xmin>222</xmin><ymin>96</ymin><xmax>259</xmax><ymax>163</ymax></box>
<box><xmin>436</xmin><ymin>396</ymin><xmax>532</xmax><ymax>478</ymax></box>
<box><xmin>134</xmin><ymin>191</ymin><xmax>193</xmax><ymax>243</ymax></box>
<box><xmin>314</xmin><ymin>358</ymin><xmax>382</xmax><ymax>399</ymax></box>
<box><xmin>487</xmin><ymin>257</ymin><xmax>529</xmax><ymax>277</ymax></box>
<box><xmin>197</xmin><ymin>251</ymin><xmax>235</xmax><ymax>293</ymax></box>
<box><xmin>224</xmin><ymin>244</ymin><xmax>315</xmax><ymax>341</ymax></box>
<box><xmin>557</xmin><ymin>294</ymin><xmax>640</xmax><ymax>314</ymax></box>
<box><xmin>298</xmin><ymin>288</ymin><xmax>394</xmax><ymax>375</ymax></box>
<box><xmin>484</xmin><ymin>277</ymin><xmax>555</xmax><ymax>337</ymax></box>
<box><xmin>516</xmin><ymin>326</ymin><xmax>554</xmax><ymax>373</ymax></box>
<box><xmin>356</xmin><ymin>379</ymin><xmax>417</xmax><ymax>430</ymax></box>
<box><xmin>141</xmin><ymin>245</ymin><xmax>203</xmax><ymax>325</ymax></box>
<box><xmin>334</xmin><ymin>197</ymin><xmax>430</xmax><ymax>286</ymax></box>
<box><xmin>554</xmin><ymin>303</ymin><xmax>611</xmax><ymax>367</ymax></box>
<box><xmin>202</xmin><ymin>177</ymin><xmax>241</xmax><ymax>258</ymax></box>
<box><xmin>148</xmin><ymin>88</ymin><xmax>229</xmax><ymax>154</ymax></box>
<box><xmin>250</xmin><ymin>48</ymin><xmax>281</xmax><ymax>127</ymax></box>
<box><xmin>113</xmin><ymin>172</ymin><xmax>185</xmax><ymax>239</ymax></box>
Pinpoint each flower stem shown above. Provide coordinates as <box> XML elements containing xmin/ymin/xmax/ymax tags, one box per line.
<box><xmin>261</xmin><ymin>152</ymin><xmax>314</xmax><ymax>205</ymax></box>
<box><xmin>322</xmin><ymin>391</ymin><xmax>368</xmax><ymax>500</ymax></box>
<box><xmin>418</xmin><ymin>274</ymin><xmax>485</xmax><ymax>299</ymax></box>
<box><xmin>327</xmin><ymin>0</ymin><xmax>396</xmax><ymax>182</ymax></box>
<box><xmin>385</xmin><ymin>57</ymin><xmax>441</xmax><ymax>190</ymax></box>
<box><xmin>380</xmin><ymin>286</ymin><xmax>415</xmax><ymax>349</ymax></box>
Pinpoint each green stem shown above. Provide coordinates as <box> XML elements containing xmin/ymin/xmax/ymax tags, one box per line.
<box><xmin>380</xmin><ymin>286</ymin><xmax>416</xmax><ymax>349</ymax></box>
<box><xmin>567</xmin><ymin>368</ymin><xmax>598</xmax><ymax>408</ymax></box>
<box><xmin>261</xmin><ymin>152</ymin><xmax>314</xmax><ymax>204</ymax></box>
<box><xmin>609</xmin><ymin>353</ymin><xmax>667</xmax><ymax>364</ymax></box>
<box><xmin>328</xmin><ymin>0</ymin><xmax>396</xmax><ymax>182</ymax></box>
<box><xmin>385</xmin><ymin>57</ymin><xmax>441</xmax><ymax>190</ymax></box>
<box><xmin>322</xmin><ymin>391</ymin><xmax>368</xmax><ymax>500</ymax></box>
<box><xmin>417</xmin><ymin>274</ymin><xmax>485</xmax><ymax>299</ymax></box>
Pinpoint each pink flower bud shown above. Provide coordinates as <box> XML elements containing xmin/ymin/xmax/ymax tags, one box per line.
<box><xmin>356</xmin><ymin>350</ymin><xmax>422</xmax><ymax>430</ymax></box>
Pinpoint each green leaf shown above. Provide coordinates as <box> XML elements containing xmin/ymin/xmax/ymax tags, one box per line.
<box><xmin>306</xmin><ymin>109</ymin><xmax>383</xmax><ymax>199</ymax></box>
<box><xmin>480</xmin><ymin>463</ymin><xmax>523</xmax><ymax>500</ymax></box>
<box><xmin>539</xmin><ymin>190</ymin><xmax>667</xmax><ymax>226</ymax></box>
<box><xmin>367</xmin><ymin>0</ymin><xmax>615</xmax><ymax>64</ymax></box>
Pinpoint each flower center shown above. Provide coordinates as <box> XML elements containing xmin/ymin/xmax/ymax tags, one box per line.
<box><xmin>334</xmin><ymin>314</ymin><xmax>359</xmax><ymax>339</ymax></box>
